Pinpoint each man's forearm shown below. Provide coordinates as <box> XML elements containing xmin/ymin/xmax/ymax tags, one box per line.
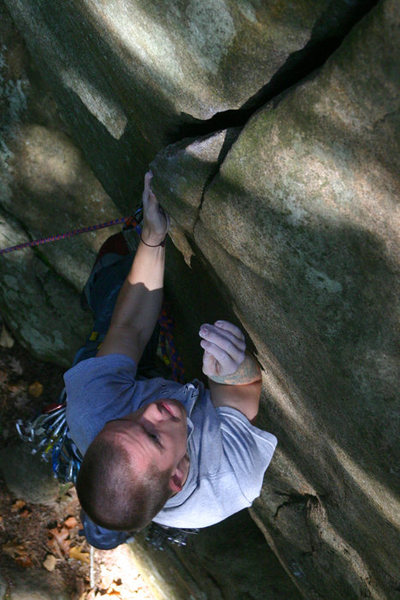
<box><xmin>110</xmin><ymin>240</ymin><xmax>165</xmax><ymax>341</ymax></box>
<box><xmin>97</xmin><ymin>171</ymin><xmax>169</xmax><ymax>362</ymax></box>
<box><xmin>207</xmin><ymin>354</ymin><xmax>262</xmax><ymax>421</ymax></box>
<box><xmin>97</xmin><ymin>237</ymin><xmax>165</xmax><ymax>362</ymax></box>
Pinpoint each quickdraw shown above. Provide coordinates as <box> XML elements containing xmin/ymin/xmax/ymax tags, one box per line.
<box><xmin>145</xmin><ymin>523</ymin><xmax>199</xmax><ymax>550</ymax></box>
<box><xmin>16</xmin><ymin>391</ymin><xmax>83</xmax><ymax>484</ymax></box>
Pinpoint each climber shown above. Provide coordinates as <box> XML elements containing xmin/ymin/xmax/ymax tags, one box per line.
<box><xmin>64</xmin><ymin>171</ymin><xmax>277</xmax><ymax>546</ymax></box>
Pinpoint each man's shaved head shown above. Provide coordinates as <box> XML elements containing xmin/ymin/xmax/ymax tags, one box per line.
<box><xmin>77</xmin><ymin>432</ymin><xmax>172</xmax><ymax>531</ymax></box>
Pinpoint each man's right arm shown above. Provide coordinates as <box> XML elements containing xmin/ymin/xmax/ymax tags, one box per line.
<box><xmin>97</xmin><ymin>172</ymin><xmax>169</xmax><ymax>364</ymax></box>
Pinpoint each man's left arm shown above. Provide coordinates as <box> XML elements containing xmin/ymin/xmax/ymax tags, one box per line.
<box><xmin>199</xmin><ymin>321</ymin><xmax>262</xmax><ymax>422</ymax></box>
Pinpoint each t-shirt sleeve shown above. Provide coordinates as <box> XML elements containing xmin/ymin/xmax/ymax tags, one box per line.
<box><xmin>216</xmin><ymin>406</ymin><xmax>278</xmax><ymax>504</ymax></box>
<box><xmin>64</xmin><ymin>354</ymin><xmax>138</xmax><ymax>454</ymax></box>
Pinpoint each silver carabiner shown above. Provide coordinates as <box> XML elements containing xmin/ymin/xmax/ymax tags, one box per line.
<box><xmin>15</xmin><ymin>420</ymin><xmax>35</xmax><ymax>442</ymax></box>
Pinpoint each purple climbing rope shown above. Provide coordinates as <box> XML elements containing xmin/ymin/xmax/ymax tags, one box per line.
<box><xmin>1</xmin><ymin>211</ymin><xmax>185</xmax><ymax>382</ymax></box>
<box><xmin>0</xmin><ymin>217</ymin><xmax>129</xmax><ymax>255</ymax></box>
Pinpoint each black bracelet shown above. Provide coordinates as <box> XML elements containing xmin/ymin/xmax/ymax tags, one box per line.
<box><xmin>140</xmin><ymin>234</ymin><xmax>166</xmax><ymax>247</ymax></box>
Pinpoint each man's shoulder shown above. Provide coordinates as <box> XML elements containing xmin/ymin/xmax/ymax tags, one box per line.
<box><xmin>64</xmin><ymin>353</ymin><xmax>137</xmax><ymax>388</ymax></box>
<box><xmin>64</xmin><ymin>354</ymin><xmax>138</xmax><ymax>455</ymax></box>
<box><xmin>188</xmin><ymin>404</ymin><xmax>277</xmax><ymax>504</ymax></box>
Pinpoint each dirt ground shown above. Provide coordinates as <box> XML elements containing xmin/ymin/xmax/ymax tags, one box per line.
<box><xmin>0</xmin><ymin>325</ymin><xmax>155</xmax><ymax>600</ymax></box>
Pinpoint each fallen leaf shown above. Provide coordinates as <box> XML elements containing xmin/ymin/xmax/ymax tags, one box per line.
<box><xmin>0</xmin><ymin>325</ymin><xmax>14</xmax><ymax>349</ymax></box>
<box><xmin>15</xmin><ymin>554</ymin><xmax>33</xmax><ymax>568</ymax></box>
<box><xmin>47</xmin><ymin>538</ymin><xmax>63</xmax><ymax>559</ymax></box>
<box><xmin>11</xmin><ymin>499</ymin><xmax>26</xmax><ymax>512</ymax></box>
<box><xmin>43</xmin><ymin>553</ymin><xmax>57</xmax><ymax>572</ymax></box>
<box><xmin>64</xmin><ymin>516</ymin><xmax>78</xmax><ymax>529</ymax></box>
<box><xmin>28</xmin><ymin>381</ymin><xmax>44</xmax><ymax>398</ymax></box>
<box><xmin>9</xmin><ymin>357</ymin><xmax>23</xmax><ymax>375</ymax></box>
<box><xmin>14</xmin><ymin>394</ymin><xmax>29</xmax><ymax>409</ymax></box>
<box><xmin>48</xmin><ymin>526</ymin><xmax>70</xmax><ymax>557</ymax></box>
<box><xmin>7</xmin><ymin>383</ymin><xmax>25</xmax><ymax>396</ymax></box>
<box><xmin>69</xmin><ymin>545</ymin><xmax>90</xmax><ymax>564</ymax></box>
<box><xmin>20</xmin><ymin>508</ymin><xmax>31</xmax><ymax>518</ymax></box>
<box><xmin>2</xmin><ymin>540</ymin><xmax>24</xmax><ymax>558</ymax></box>
<box><xmin>105</xmin><ymin>580</ymin><xmax>123</xmax><ymax>596</ymax></box>
<box><xmin>2</xmin><ymin>540</ymin><xmax>33</xmax><ymax>567</ymax></box>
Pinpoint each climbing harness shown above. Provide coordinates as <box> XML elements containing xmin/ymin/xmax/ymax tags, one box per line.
<box><xmin>15</xmin><ymin>209</ymin><xmax>194</xmax><ymax>549</ymax></box>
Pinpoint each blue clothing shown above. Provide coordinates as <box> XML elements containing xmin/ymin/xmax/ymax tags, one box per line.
<box><xmin>65</xmin><ymin>353</ymin><xmax>277</xmax><ymax>529</ymax></box>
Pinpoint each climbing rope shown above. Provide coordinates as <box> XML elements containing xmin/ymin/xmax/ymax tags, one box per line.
<box><xmin>2</xmin><ymin>206</ymin><xmax>185</xmax><ymax>378</ymax></box>
<box><xmin>0</xmin><ymin>217</ymin><xmax>129</xmax><ymax>255</ymax></box>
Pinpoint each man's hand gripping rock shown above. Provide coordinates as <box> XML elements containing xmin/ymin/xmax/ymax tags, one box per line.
<box><xmin>141</xmin><ymin>171</ymin><xmax>170</xmax><ymax>247</ymax></box>
<box><xmin>199</xmin><ymin>321</ymin><xmax>261</xmax><ymax>386</ymax></box>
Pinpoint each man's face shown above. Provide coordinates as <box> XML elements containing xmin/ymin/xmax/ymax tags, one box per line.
<box><xmin>100</xmin><ymin>399</ymin><xmax>189</xmax><ymax>488</ymax></box>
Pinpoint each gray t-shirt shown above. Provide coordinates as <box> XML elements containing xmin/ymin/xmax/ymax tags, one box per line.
<box><xmin>64</xmin><ymin>354</ymin><xmax>277</xmax><ymax>528</ymax></box>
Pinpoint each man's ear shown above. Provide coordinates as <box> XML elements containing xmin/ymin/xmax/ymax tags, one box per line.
<box><xmin>169</xmin><ymin>471</ymin><xmax>183</xmax><ymax>494</ymax></box>
<box><xmin>168</xmin><ymin>454</ymin><xmax>189</xmax><ymax>494</ymax></box>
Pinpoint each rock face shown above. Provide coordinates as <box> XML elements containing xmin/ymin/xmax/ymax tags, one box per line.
<box><xmin>1</xmin><ymin>0</ymin><xmax>400</xmax><ymax>599</ymax></box>
<box><xmin>153</xmin><ymin>1</ymin><xmax>400</xmax><ymax>598</ymax></box>
<box><xmin>131</xmin><ymin>511</ymin><xmax>302</xmax><ymax>600</ymax></box>
<box><xmin>3</xmin><ymin>0</ymin><xmax>376</xmax><ymax>203</ymax></box>
<box><xmin>3</xmin><ymin>569</ymin><xmax>71</xmax><ymax>600</ymax></box>
<box><xmin>0</xmin><ymin>444</ymin><xmax>60</xmax><ymax>506</ymax></box>
<box><xmin>0</xmin><ymin>4</ymin><xmax>122</xmax><ymax>364</ymax></box>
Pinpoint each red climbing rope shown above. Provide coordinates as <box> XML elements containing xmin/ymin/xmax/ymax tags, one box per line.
<box><xmin>0</xmin><ymin>217</ymin><xmax>129</xmax><ymax>255</ymax></box>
